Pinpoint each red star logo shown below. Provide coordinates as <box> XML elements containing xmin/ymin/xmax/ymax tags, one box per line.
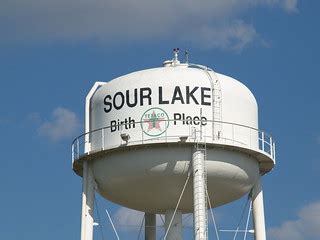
<box><xmin>144</xmin><ymin>111</ymin><xmax>164</xmax><ymax>131</ymax></box>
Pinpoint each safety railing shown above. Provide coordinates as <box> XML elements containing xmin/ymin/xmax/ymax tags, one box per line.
<box><xmin>72</xmin><ymin>119</ymin><xmax>275</xmax><ymax>164</ymax></box>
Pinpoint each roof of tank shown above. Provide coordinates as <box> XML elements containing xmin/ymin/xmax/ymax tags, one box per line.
<box><xmin>94</xmin><ymin>63</ymin><xmax>257</xmax><ymax>107</ymax></box>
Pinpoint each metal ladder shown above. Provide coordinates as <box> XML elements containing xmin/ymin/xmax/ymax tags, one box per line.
<box><xmin>212</xmin><ymin>71</ymin><xmax>222</xmax><ymax>141</ymax></box>
<box><xmin>194</xmin><ymin>127</ymin><xmax>208</xmax><ymax>240</ymax></box>
<box><xmin>187</xmin><ymin>64</ymin><xmax>222</xmax><ymax>141</ymax></box>
<box><xmin>205</xmin><ymin>69</ymin><xmax>222</xmax><ymax>141</ymax></box>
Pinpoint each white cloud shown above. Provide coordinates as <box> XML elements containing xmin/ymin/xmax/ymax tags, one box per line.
<box><xmin>0</xmin><ymin>0</ymin><xmax>298</xmax><ymax>50</ymax></box>
<box><xmin>113</xmin><ymin>207</ymin><xmax>144</xmax><ymax>228</ymax></box>
<box><xmin>268</xmin><ymin>201</ymin><xmax>320</xmax><ymax>240</ymax></box>
<box><xmin>283</xmin><ymin>0</ymin><xmax>298</xmax><ymax>13</ymax></box>
<box><xmin>113</xmin><ymin>207</ymin><xmax>165</xmax><ymax>231</ymax></box>
<box><xmin>38</xmin><ymin>107</ymin><xmax>80</xmax><ymax>141</ymax></box>
<box><xmin>113</xmin><ymin>207</ymin><xmax>196</xmax><ymax>231</ymax></box>
<box><xmin>185</xmin><ymin>21</ymin><xmax>258</xmax><ymax>51</ymax></box>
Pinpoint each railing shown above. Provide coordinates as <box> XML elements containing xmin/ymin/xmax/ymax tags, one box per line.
<box><xmin>71</xmin><ymin>119</ymin><xmax>276</xmax><ymax>164</ymax></box>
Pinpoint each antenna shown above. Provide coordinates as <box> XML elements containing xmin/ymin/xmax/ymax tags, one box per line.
<box><xmin>185</xmin><ymin>51</ymin><xmax>189</xmax><ymax>64</ymax></box>
<box><xmin>173</xmin><ymin>48</ymin><xmax>180</xmax><ymax>63</ymax></box>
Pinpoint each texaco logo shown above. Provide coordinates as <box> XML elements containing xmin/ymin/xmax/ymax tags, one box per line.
<box><xmin>141</xmin><ymin>107</ymin><xmax>169</xmax><ymax>136</ymax></box>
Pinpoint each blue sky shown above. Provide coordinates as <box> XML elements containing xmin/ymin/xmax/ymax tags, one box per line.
<box><xmin>0</xmin><ymin>0</ymin><xmax>319</xmax><ymax>239</ymax></box>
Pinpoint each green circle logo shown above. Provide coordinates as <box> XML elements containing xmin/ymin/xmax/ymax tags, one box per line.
<box><xmin>141</xmin><ymin>107</ymin><xmax>169</xmax><ymax>136</ymax></box>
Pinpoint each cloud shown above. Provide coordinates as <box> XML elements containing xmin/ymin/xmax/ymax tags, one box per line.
<box><xmin>0</xmin><ymin>0</ymin><xmax>298</xmax><ymax>50</ymax></box>
<box><xmin>282</xmin><ymin>0</ymin><xmax>299</xmax><ymax>13</ymax></box>
<box><xmin>113</xmin><ymin>207</ymin><xmax>144</xmax><ymax>228</ymax></box>
<box><xmin>185</xmin><ymin>21</ymin><xmax>258</xmax><ymax>51</ymax></box>
<box><xmin>113</xmin><ymin>207</ymin><xmax>165</xmax><ymax>231</ymax></box>
<box><xmin>113</xmin><ymin>207</ymin><xmax>196</xmax><ymax>232</ymax></box>
<box><xmin>268</xmin><ymin>201</ymin><xmax>320</xmax><ymax>240</ymax></box>
<box><xmin>37</xmin><ymin>107</ymin><xmax>80</xmax><ymax>141</ymax></box>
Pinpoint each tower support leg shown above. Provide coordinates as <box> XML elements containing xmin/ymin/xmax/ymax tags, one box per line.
<box><xmin>251</xmin><ymin>176</ymin><xmax>266</xmax><ymax>240</ymax></box>
<box><xmin>145</xmin><ymin>213</ymin><xmax>156</xmax><ymax>240</ymax></box>
<box><xmin>81</xmin><ymin>161</ymin><xmax>95</xmax><ymax>240</ymax></box>
<box><xmin>192</xmin><ymin>148</ymin><xmax>207</xmax><ymax>240</ymax></box>
<box><xmin>165</xmin><ymin>210</ymin><xmax>182</xmax><ymax>240</ymax></box>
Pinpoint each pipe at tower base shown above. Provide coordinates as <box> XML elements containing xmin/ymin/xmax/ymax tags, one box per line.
<box><xmin>252</xmin><ymin>176</ymin><xmax>266</xmax><ymax>240</ymax></box>
<box><xmin>81</xmin><ymin>161</ymin><xmax>95</xmax><ymax>240</ymax></box>
<box><xmin>192</xmin><ymin>148</ymin><xmax>208</xmax><ymax>240</ymax></box>
<box><xmin>145</xmin><ymin>213</ymin><xmax>156</xmax><ymax>240</ymax></box>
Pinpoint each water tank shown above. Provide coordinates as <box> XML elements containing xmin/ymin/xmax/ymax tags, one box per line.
<box><xmin>72</xmin><ymin>58</ymin><xmax>275</xmax><ymax>214</ymax></box>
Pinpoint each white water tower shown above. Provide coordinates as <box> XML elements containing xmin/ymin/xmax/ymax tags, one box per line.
<box><xmin>72</xmin><ymin>49</ymin><xmax>275</xmax><ymax>240</ymax></box>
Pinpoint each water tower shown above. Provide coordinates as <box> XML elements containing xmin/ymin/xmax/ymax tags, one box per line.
<box><xmin>72</xmin><ymin>49</ymin><xmax>275</xmax><ymax>240</ymax></box>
